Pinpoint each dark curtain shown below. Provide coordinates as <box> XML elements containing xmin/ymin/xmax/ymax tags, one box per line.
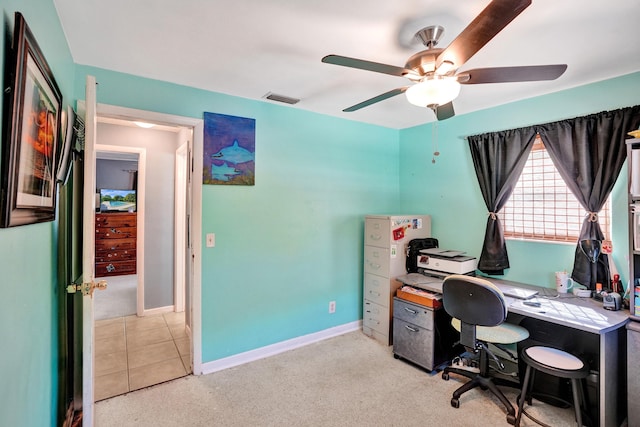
<box><xmin>468</xmin><ymin>128</ymin><xmax>537</xmax><ymax>274</ymax></box>
<box><xmin>537</xmin><ymin>106</ymin><xmax>640</xmax><ymax>288</ymax></box>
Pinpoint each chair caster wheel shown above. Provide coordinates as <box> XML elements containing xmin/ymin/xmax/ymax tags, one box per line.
<box><xmin>393</xmin><ymin>354</ymin><xmax>400</xmax><ymax>359</ymax></box>
<box><xmin>442</xmin><ymin>372</ymin><xmax>449</xmax><ymax>380</ymax></box>
<box><xmin>450</xmin><ymin>398</ymin><xmax>460</xmax><ymax>408</ymax></box>
<box><xmin>506</xmin><ymin>414</ymin><xmax>516</xmax><ymax>425</ymax></box>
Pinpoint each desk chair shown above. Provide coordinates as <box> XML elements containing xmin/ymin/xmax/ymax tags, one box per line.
<box><xmin>441</xmin><ymin>275</ymin><xmax>529</xmax><ymax>425</ymax></box>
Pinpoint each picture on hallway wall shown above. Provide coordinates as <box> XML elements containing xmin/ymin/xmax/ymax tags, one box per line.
<box><xmin>1</xmin><ymin>13</ymin><xmax>62</xmax><ymax>227</ymax></box>
<box><xmin>203</xmin><ymin>112</ymin><xmax>255</xmax><ymax>185</ymax></box>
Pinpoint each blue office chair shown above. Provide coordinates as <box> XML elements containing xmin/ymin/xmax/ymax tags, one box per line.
<box><xmin>441</xmin><ymin>275</ymin><xmax>529</xmax><ymax>425</ymax></box>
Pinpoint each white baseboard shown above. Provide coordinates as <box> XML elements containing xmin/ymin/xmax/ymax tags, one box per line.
<box><xmin>143</xmin><ymin>305</ymin><xmax>174</xmax><ymax>316</ymax></box>
<box><xmin>200</xmin><ymin>320</ymin><xmax>362</xmax><ymax>375</ymax></box>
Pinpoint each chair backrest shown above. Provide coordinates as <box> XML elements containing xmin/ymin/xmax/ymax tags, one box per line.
<box><xmin>442</xmin><ymin>275</ymin><xmax>508</xmax><ymax>327</ymax></box>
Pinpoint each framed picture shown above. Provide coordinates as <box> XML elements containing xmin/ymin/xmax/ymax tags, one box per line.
<box><xmin>203</xmin><ymin>112</ymin><xmax>255</xmax><ymax>185</ymax></box>
<box><xmin>1</xmin><ymin>13</ymin><xmax>62</xmax><ymax>227</ymax></box>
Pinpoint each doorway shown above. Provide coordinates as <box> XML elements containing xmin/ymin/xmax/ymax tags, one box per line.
<box><xmin>94</xmin><ymin>147</ymin><xmax>142</xmax><ymax>321</ymax></box>
<box><xmin>89</xmin><ymin>110</ymin><xmax>202</xmax><ymax>401</ymax></box>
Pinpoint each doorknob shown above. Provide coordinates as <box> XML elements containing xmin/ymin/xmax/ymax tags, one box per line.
<box><xmin>66</xmin><ymin>280</ymin><xmax>108</xmax><ymax>296</ymax></box>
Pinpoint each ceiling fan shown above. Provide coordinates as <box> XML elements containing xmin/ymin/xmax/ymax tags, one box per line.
<box><xmin>322</xmin><ymin>0</ymin><xmax>567</xmax><ymax>120</ymax></box>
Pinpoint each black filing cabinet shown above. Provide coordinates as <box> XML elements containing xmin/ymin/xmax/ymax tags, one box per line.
<box><xmin>392</xmin><ymin>297</ymin><xmax>458</xmax><ymax>371</ymax></box>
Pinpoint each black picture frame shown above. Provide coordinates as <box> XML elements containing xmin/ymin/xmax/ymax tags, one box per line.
<box><xmin>1</xmin><ymin>12</ymin><xmax>62</xmax><ymax>227</ymax></box>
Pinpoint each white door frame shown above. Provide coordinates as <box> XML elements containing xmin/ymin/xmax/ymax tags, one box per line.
<box><xmin>95</xmin><ymin>145</ymin><xmax>147</xmax><ymax>317</ymax></box>
<box><xmin>84</xmin><ymin>103</ymin><xmax>204</xmax><ymax>406</ymax></box>
<box><xmin>174</xmin><ymin>140</ymin><xmax>188</xmax><ymax>313</ymax></box>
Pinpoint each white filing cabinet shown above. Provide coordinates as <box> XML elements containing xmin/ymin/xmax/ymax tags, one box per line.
<box><xmin>363</xmin><ymin>214</ymin><xmax>431</xmax><ymax>345</ymax></box>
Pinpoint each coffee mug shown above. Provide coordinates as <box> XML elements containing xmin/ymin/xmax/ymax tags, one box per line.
<box><xmin>555</xmin><ymin>271</ymin><xmax>574</xmax><ymax>293</ymax></box>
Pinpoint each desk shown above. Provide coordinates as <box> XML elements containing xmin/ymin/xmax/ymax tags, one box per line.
<box><xmin>397</xmin><ymin>274</ymin><xmax>628</xmax><ymax>427</ymax></box>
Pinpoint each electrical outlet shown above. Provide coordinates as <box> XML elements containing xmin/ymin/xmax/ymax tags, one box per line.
<box><xmin>329</xmin><ymin>301</ymin><xmax>336</xmax><ymax>314</ymax></box>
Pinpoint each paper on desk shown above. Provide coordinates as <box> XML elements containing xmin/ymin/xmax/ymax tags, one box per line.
<box><xmin>399</xmin><ymin>286</ymin><xmax>442</xmax><ymax>300</ymax></box>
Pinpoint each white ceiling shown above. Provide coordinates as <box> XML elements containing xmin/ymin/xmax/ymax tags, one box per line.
<box><xmin>53</xmin><ymin>0</ymin><xmax>640</xmax><ymax>129</ymax></box>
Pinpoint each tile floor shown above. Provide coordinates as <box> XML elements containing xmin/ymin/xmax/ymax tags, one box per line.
<box><xmin>94</xmin><ymin>311</ymin><xmax>191</xmax><ymax>401</ymax></box>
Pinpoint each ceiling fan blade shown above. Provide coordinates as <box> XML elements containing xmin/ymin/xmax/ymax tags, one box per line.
<box><xmin>459</xmin><ymin>64</ymin><xmax>567</xmax><ymax>84</ymax></box>
<box><xmin>433</xmin><ymin>102</ymin><xmax>455</xmax><ymax>120</ymax></box>
<box><xmin>322</xmin><ymin>55</ymin><xmax>415</xmax><ymax>78</ymax></box>
<box><xmin>343</xmin><ymin>87</ymin><xmax>409</xmax><ymax>112</ymax></box>
<box><xmin>436</xmin><ymin>0</ymin><xmax>532</xmax><ymax>70</ymax></box>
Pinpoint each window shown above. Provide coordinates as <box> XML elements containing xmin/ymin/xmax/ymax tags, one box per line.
<box><xmin>498</xmin><ymin>136</ymin><xmax>611</xmax><ymax>243</ymax></box>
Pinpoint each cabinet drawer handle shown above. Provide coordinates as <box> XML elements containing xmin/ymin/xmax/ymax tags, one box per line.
<box><xmin>368</xmin><ymin>262</ymin><xmax>381</xmax><ymax>270</ymax></box>
<box><xmin>404</xmin><ymin>325</ymin><xmax>419</xmax><ymax>332</ymax></box>
<box><xmin>369</xmin><ymin>234</ymin><xmax>382</xmax><ymax>241</ymax></box>
<box><xmin>404</xmin><ymin>307</ymin><xmax>418</xmax><ymax>314</ymax></box>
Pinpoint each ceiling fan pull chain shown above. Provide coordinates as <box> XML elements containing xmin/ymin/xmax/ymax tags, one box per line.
<box><xmin>432</xmin><ymin>113</ymin><xmax>440</xmax><ymax>164</ymax></box>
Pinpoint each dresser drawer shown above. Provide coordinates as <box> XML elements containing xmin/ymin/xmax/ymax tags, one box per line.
<box><xmin>96</xmin><ymin>238</ymin><xmax>136</xmax><ymax>252</ymax></box>
<box><xmin>96</xmin><ymin>213</ymin><xmax>137</xmax><ymax>228</ymax></box>
<box><xmin>96</xmin><ymin>226</ymin><xmax>136</xmax><ymax>239</ymax></box>
<box><xmin>365</xmin><ymin>218</ymin><xmax>390</xmax><ymax>247</ymax></box>
<box><xmin>364</xmin><ymin>245</ymin><xmax>390</xmax><ymax>277</ymax></box>
<box><xmin>393</xmin><ymin>318</ymin><xmax>436</xmax><ymax>371</ymax></box>
<box><xmin>96</xmin><ymin>260</ymin><xmax>137</xmax><ymax>277</ymax></box>
<box><xmin>393</xmin><ymin>298</ymin><xmax>434</xmax><ymax>331</ymax></box>
<box><xmin>95</xmin><ymin>249</ymin><xmax>136</xmax><ymax>263</ymax></box>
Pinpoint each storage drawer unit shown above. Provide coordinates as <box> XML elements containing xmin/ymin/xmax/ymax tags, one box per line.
<box><xmin>95</xmin><ymin>213</ymin><xmax>137</xmax><ymax>277</ymax></box>
<box><xmin>392</xmin><ymin>297</ymin><xmax>457</xmax><ymax>372</ymax></box>
<box><xmin>362</xmin><ymin>215</ymin><xmax>431</xmax><ymax>345</ymax></box>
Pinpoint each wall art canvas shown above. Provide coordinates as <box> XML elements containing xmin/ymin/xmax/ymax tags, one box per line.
<box><xmin>1</xmin><ymin>13</ymin><xmax>62</xmax><ymax>227</ymax></box>
<box><xmin>203</xmin><ymin>112</ymin><xmax>255</xmax><ymax>185</ymax></box>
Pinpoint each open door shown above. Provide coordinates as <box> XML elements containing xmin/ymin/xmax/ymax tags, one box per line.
<box><xmin>81</xmin><ymin>75</ymin><xmax>102</xmax><ymax>426</ymax></box>
<box><xmin>57</xmin><ymin>126</ymin><xmax>84</xmax><ymax>425</ymax></box>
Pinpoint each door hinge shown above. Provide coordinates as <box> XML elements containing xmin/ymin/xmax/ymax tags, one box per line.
<box><xmin>66</xmin><ymin>280</ymin><xmax>107</xmax><ymax>296</ymax></box>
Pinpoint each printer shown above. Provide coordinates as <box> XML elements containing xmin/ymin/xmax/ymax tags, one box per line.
<box><xmin>416</xmin><ymin>248</ymin><xmax>477</xmax><ymax>277</ymax></box>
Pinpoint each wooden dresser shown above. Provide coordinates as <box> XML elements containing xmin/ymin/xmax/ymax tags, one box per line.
<box><xmin>95</xmin><ymin>212</ymin><xmax>137</xmax><ymax>277</ymax></box>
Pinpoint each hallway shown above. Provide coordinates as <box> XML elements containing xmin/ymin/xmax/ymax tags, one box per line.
<box><xmin>94</xmin><ymin>312</ymin><xmax>191</xmax><ymax>401</ymax></box>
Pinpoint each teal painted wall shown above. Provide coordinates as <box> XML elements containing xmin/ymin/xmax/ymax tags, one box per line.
<box><xmin>2</xmin><ymin>1</ymin><xmax>638</xmax><ymax>423</ymax></box>
<box><xmin>0</xmin><ymin>0</ymin><xmax>74</xmax><ymax>426</ymax></box>
<box><xmin>72</xmin><ymin>64</ymin><xmax>401</xmax><ymax>361</ymax></box>
<box><xmin>399</xmin><ymin>72</ymin><xmax>640</xmax><ymax>289</ymax></box>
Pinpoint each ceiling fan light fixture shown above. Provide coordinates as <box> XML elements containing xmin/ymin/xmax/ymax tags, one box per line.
<box><xmin>405</xmin><ymin>77</ymin><xmax>460</xmax><ymax>108</ymax></box>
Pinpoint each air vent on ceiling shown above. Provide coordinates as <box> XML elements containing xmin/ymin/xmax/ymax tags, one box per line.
<box><xmin>263</xmin><ymin>92</ymin><xmax>300</xmax><ymax>105</ymax></box>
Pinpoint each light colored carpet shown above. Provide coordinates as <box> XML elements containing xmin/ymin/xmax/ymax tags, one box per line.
<box><xmin>95</xmin><ymin>331</ymin><xmax>578</xmax><ymax>426</ymax></box>
<box><xmin>94</xmin><ymin>275</ymin><xmax>137</xmax><ymax>321</ymax></box>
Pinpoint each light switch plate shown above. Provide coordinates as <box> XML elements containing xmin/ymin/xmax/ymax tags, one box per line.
<box><xmin>206</xmin><ymin>233</ymin><xmax>215</xmax><ymax>247</ymax></box>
